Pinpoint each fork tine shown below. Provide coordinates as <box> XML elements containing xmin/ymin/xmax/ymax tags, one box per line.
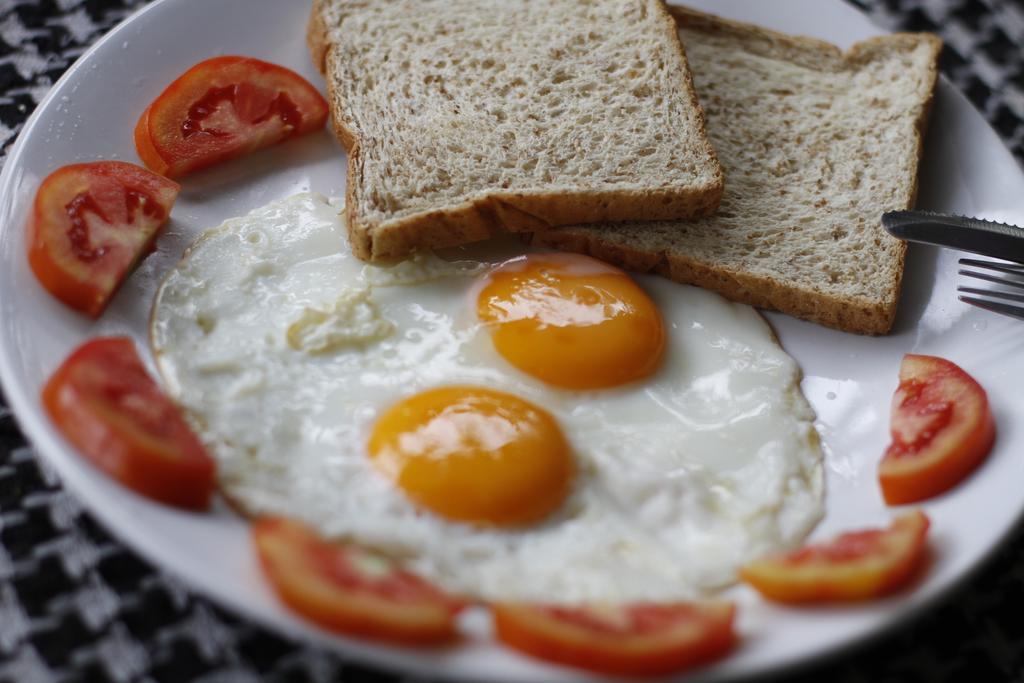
<box><xmin>957</xmin><ymin>286</ymin><xmax>1024</xmax><ymax>304</ymax></box>
<box><xmin>958</xmin><ymin>269</ymin><xmax>1024</xmax><ymax>290</ymax></box>
<box><xmin>959</xmin><ymin>296</ymin><xmax>1024</xmax><ymax>321</ymax></box>
<box><xmin>957</xmin><ymin>257</ymin><xmax>1024</xmax><ymax>321</ymax></box>
<box><xmin>958</xmin><ymin>258</ymin><xmax>1024</xmax><ymax>275</ymax></box>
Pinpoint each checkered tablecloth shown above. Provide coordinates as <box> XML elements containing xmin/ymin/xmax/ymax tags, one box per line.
<box><xmin>2</xmin><ymin>1</ymin><xmax>1024</xmax><ymax>681</ymax></box>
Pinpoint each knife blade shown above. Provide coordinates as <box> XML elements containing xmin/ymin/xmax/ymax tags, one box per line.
<box><xmin>882</xmin><ymin>210</ymin><xmax>1024</xmax><ymax>264</ymax></box>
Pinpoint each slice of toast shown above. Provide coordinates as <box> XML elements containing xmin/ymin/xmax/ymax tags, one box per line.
<box><xmin>530</xmin><ymin>7</ymin><xmax>942</xmax><ymax>335</ymax></box>
<box><xmin>308</xmin><ymin>0</ymin><xmax>724</xmax><ymax>262</ymax></box>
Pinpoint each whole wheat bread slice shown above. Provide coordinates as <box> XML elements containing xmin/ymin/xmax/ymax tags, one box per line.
<box><xmin>308</xmin><ymin>0</ymin><xmax>724</xmax><ymax>261</ymax></box>
<box><xmin>530</xmin><ymin>7</ymin><xmax>942</xmax><ymax>335</ymax></box>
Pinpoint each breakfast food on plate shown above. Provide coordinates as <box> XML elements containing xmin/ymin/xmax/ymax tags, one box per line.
<box><xmin>879</xmin><ymin>355</ymin><xmax>995</xmax><ymax>505</ymax></box>
<box><xmin>42</xmin><ymin>337</ymin><xmax>215</xmax><ymax>510</ymax></box>
<box><xmin>255</xmin><ymin>516</ymin><xmax>737</xmax><ymax>676</ymax></box>
<box><xmin>476</xmin><ymin>254</ymin><xmax>666</xmax><ymax>389</ymax></box>
<box><xmin>740</xmin><ymin>511</ymin><xmax>930</xmax><ymax>604</ymax></box>
<box><xmin>134</xmin><ymin>56</ymin><xmax>329</xmax><ymax>178</ymax></box>
<box><xmin>492</xmin><ymin>601</ymin><xmax>736</xmax><ymax>676</ymax></box>
<box><xmin>27</xmin><ymin>161</ymin><xmax>179</xmax><ymax>317</ymax></box>
<box><xmin>149</xmin><ymin>192</ymin><xmax>824</xmax><ymax>604</ymax></box>
<box><xmin>253</xmin><ymin>518</ymin><xmax>467</xmax><ymax>644</ymax></box>
<box><xmin>306</xmin><ymin>0</ymin><xmax>724</xmax><ymax>261</ymax></box>
<box><xmin>20</xmin><ymin>0</ymin><xmax>970</xmax><ymax>675</ymax></box>
<box><xmin>369</xmin><ymin>386</ymin><xmax>575</xmax><ymax>526</ymax></box>
<box><xmin>530</xmin><ymin>7</ymin><xmax>943</xmax><ymax>335</ymax></box>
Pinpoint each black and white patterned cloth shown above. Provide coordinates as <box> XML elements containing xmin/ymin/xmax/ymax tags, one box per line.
<box><xmin>2</xmin><ymin>1</ymin><xmax>1024</xmax><ymax>681</ymax></box>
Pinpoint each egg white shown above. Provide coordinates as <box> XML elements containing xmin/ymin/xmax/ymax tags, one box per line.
<box><xmin>151</xmin><ymin>192</ymin><xmax>823</xmax><ymax>603</ymax></box>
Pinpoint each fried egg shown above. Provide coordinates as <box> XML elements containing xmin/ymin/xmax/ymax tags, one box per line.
<box><xmin>151</xmin><ymin>192</ymin><xmax>823</xmax><ymax>603</ymax></box>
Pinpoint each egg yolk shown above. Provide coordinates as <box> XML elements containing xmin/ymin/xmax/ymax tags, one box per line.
<box><xmin>367</xmin><ymin>387</ymin><xmax>574</xmax><ymax>527</ymax></box>
<box><xmin>477</xmin><ymin>254</ymin><xmax>666</xmax><ymax>390</ymax></box>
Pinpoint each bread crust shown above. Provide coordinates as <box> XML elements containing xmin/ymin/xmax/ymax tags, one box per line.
<box><xmin>532</xmin><ymin>8</ymin><xmax>942</xmax><ymax>336</ymax></box>
<box><xmin>530</xmin><ymin>228</ymin><xmax>899</xmax><ymax>335</ymax></box>
<box><xmin>308</xmin><ymin>0</ymin><xmax>724</xmax><ymax>262</ymax></box>
<box><xmin>306</xmin><ymin>0</ymin><xmax>331</xmax><ymax>75</ymax></box>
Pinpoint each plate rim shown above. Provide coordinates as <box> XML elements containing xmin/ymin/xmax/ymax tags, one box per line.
<box><xmin>1</xmin><ymin>1</ymin><xmax>1023</xmax><ymax>681</ymax></box>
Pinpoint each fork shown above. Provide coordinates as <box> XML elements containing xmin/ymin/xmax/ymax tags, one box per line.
<box><xmin>958</xmin><ymin>258</ymin><xmax>1024</xmax><ymax>321</ymax></box>
<box><xmin>882</xmin><ymin>211</ymin><xmax>1024</xmax><ymax>322</ymax></box>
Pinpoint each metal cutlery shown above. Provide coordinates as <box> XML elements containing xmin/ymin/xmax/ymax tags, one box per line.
<box><xmin>882</xmin><ymin>210</ymin><xmax>1024</xmax><ymax>320</ymax></box>
<box><xmin>957</xmin><ymin>258</ymin><xmax>1024</xmax><ymax>321</ymax></box>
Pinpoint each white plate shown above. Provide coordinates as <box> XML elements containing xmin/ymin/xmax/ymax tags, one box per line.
<box><xmin>1</xmin><ymin>0</ymin><xmax>1023</xmax><ymax>680</ymax></box>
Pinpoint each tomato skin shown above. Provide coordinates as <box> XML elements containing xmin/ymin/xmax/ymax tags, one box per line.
<box><xmin>136</xmin><ymin>56</ymin><xmax>328</xmax><ymax>178</ymax></box>
<box><xmin>253</xmin><ymin>518</ymin><xmax>467</xmax><ymax>645</ymax></box>
<box><xmin>740</xmin><ymin>511</ymin><xmax>930</xmax><ymax>604</ymax></box>
<box><xmin>492</xmin><ymin>602</ymin><xmax>736</xmax><ymax>676</ymax></box>
<box><xmin>42</xmin><ymin>337</ymin><xmax>215</xmax><ymax>510</ymax></box>
<box><xmin>879</xmin><ymin>355</ymin><xmax>995</xmax><ymax>505</ymax></box>
<box><xmin>133</xmin><ymin>104</ymin><xmax>168</xmax><ymax>176</ymax></box>
<box><xmin>27</xmin><ymin>162</ymin><xmax>179</xmax><ymax>318</ymax></box>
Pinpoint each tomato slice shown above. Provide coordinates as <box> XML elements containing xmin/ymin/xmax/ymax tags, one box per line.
<box><xmin>492</xmin><ymin>601</ymin><xmax>736</xmax><ymax>676</ymax></box>
<box><xmin>135</xmin><ymin>56</ymin><xmax>328</xmax><ymax>178</ymax></box>
<box><xmin>879</xmin><ymin>354</ymin><xmax>995</xmax><ymax>505</ymax></box>
<box><xmin>740</xmin><ymin>511</ymin><xmax>930</xmax><ymax>603</ymax></box>
<box><xmin>253</xmin><ymin>518</ymin><xmax>467</xmax><ymax>644</ymax></box>
<box><xmin>42</xmin><ymin>337</ymin><xmax>215</xmax><ymax>510</ymax></box>
<box><xmin>27</xmin><ymin>161</ymin><xmax>179</xmax><ymax>318</ymax></box>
